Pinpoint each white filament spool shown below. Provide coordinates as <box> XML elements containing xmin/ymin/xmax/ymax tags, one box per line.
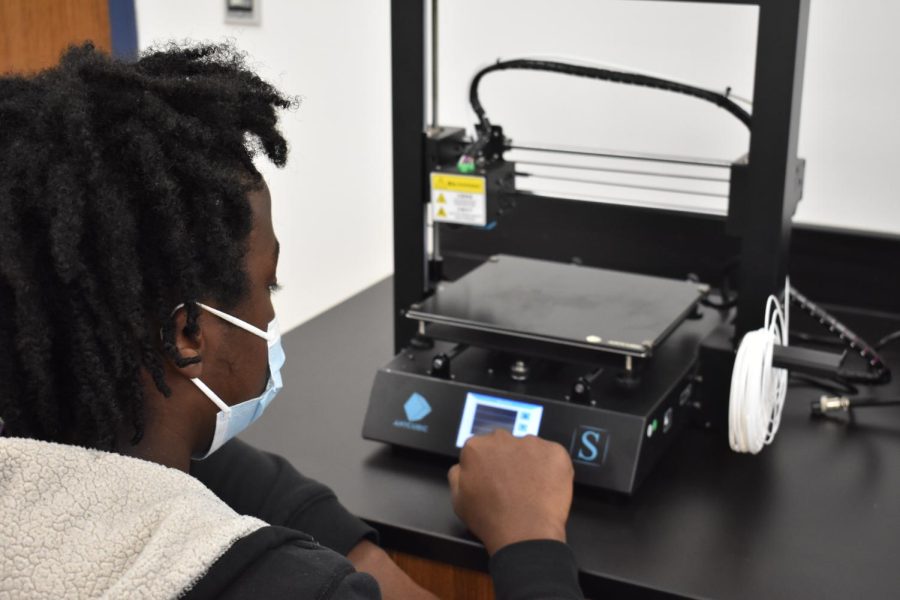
<box><xmin>729</xmin><ymin>288</ymin><xmax>789</xmax><ymax>454</ymax></box>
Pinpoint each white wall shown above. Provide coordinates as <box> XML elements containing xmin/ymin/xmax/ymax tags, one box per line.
<box><xmin>437</xmin><ymin>0</ymin><xmax>900</xmax><ymax>230</ymax></box>
<box><xmin>135</xmin><ymin>0</ymin><xmax>393</xmax><ymax>333</ymax></box>
<box><xmin>136</xmin><ymin>0</ymin><xmax>900</xmax><ymax>330</ymax></box>
<box><xmin>798</xmin><ymin>0</ymin><xmax>900</xmax><ymax>232</ymax></box>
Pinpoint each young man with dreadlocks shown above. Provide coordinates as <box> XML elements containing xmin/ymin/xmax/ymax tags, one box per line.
<box><xmin>0</xmin><ymin>43</ymin><xmax>583</xmax><ymax>599</ymax></box>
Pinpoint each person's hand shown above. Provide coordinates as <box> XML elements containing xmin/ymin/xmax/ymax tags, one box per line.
<box><xmin>447</xmin><ymin>429</ymin><xmax>574</xmax><ymax>555</ymax></box>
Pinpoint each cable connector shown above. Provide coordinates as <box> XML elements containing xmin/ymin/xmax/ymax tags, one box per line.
<box><xmin>809</xmin><ymin>395</ymin><xmax>900</xmax><ymax>416</ymax></box>
<box><xmin>811</xmin><ymin>395</ymin><xmax>851</xmax><ymax>416</ymax></box>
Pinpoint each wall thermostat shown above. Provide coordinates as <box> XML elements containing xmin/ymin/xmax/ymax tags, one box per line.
<box><xmin>225</xmin><ymin>0</ymin><xmax>260</xmax><ymax>26</ymax></box>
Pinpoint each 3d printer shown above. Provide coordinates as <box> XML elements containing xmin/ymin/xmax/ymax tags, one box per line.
<box><xmin>363</xmin><ymin>0</ymin><xmax>890</xmax><ymax>494</ymax></box>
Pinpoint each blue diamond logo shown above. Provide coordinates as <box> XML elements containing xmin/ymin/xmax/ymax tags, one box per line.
<box><xmin>404</xmin><ymin>393</ymin><xmax>432</xmax><ymax>422</ymax></box>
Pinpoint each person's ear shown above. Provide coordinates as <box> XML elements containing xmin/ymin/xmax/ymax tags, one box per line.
<box><xmin>165</xmin><ymin>306</ymin><xmax>206</xmax><ymax>380</ymax></box>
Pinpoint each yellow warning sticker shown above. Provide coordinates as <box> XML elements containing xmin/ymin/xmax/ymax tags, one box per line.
<box><xmin>430</xmin><ymin>172</ymin><xmax>487</xmax><ymax>226</ymax></box>
<box><xmin>431</xmin><ymin>174</ymin><xmax>486</xmax><ymax>194</ymax></box>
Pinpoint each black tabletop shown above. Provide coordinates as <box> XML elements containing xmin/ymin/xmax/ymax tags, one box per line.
<box><xmin>241</xmin><ymin>277</ymin><xmax>900</xmax><ymax>599</ymax></box>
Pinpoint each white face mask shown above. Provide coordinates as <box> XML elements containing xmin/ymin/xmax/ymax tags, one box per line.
<box><xmin>179</xmin><ymin>302</ymin><xmax>285</xmax><ymax>460</ymax></box>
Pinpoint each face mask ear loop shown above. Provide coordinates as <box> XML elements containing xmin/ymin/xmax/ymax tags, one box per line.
<box><xmin>194</xmin><ymin>302</ymin><xmax>275</xmax><ymax>342</ymax></box>
<box><xmin>191</xmin><ymin>378</ymin><xmax>232</xmax><ymax>413</ymax></box>
<box><xmin>170</xmin><ymin>301</ymin><xmax>278</xmax><ymax>343</ymax></box>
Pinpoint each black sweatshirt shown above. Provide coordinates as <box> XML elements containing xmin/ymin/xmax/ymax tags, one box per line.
<box><xmin>187</xmin><ymin>439</ymin><xmax>583</xmax><ymax>599</ymax></box>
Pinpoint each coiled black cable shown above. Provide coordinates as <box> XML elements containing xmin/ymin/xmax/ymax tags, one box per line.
<box><xmin>468</xmin><ymin>59</ymin><xmax>752</xmax><ymax>143</ymax></box>
<box><xmin>789</xmin><ymin>286</ymin><xmax>891</xmax><ymax>384</ymax></box>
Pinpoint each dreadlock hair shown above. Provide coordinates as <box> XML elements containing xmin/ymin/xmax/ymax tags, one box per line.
<box><xmin>0</xmin><ymin>42</ymin><xmax>294</xmax><ymax>451</ymax></box>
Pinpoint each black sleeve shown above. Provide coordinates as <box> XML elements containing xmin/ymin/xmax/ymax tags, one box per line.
<box><xmin>184</xmin><ymin>526</ymin><xmax>382</xmax><ymax>600</ymax></box>
<box><xmin>489</xmin><ymin>540</ymin><xmax>584</xmax><ymax>600</ymax></box>
<box><xmin>190</xmin><ymin>438</ymin><xmax>377</xmax><ymax>555</ymax></box>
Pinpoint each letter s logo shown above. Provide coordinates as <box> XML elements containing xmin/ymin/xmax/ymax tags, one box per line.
<box><xmin>570</xmin><ymin>426</ymin><xmax>608</xmax><ymax>466</ymax></box>
<box><xmin>576</xmin><ymin>430</ymin><xmax>601</xmax><ymax>462</ymax></box>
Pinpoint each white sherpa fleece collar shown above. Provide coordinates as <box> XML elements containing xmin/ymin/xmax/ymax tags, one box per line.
<box><xmin>0</xmin><ymin>437</ymin><xmax>266</xmax><ymax>599</ymax></box>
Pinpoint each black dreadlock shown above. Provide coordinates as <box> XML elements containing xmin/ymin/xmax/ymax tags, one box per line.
<box><xmin>0</xmin><ymin>42</ymin><xmax>294</xmax><ymax>450</ymax></box>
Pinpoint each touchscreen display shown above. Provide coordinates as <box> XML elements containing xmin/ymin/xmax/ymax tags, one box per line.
<box><xmin>456</xmin><ymin>392</ymin><xmax>544</xmax><ymax>448</ymax></box>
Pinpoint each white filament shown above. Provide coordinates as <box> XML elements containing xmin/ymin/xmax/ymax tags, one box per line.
<box><xmin>729</xmin><ymin>287</ymin><xmax>789</xmax><ymax>454</ymax></box>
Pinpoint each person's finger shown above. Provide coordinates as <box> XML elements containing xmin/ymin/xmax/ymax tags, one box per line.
<box><xmin>459</xmin><ymin>436</ymin><xmax>477</xmax><ymax>463</ymax></box>
<box><xmin>447</xmin><ymin>464</ymin><xmax>464</xmax><ymax>518</ymax></box>
<box><xmin>447</xmin><ymin>463</ymin><xmax>460</xmax><ymax>491</ymax></box>
<box><xmin>494</xmin><ymin>427</ymin><xmax>513</xmax><ymax>439</ymax></box>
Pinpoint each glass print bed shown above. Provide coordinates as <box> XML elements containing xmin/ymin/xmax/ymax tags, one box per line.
<box><xmin>456</xmin><ymin>392</ymin><xmax>544</xmax><ymax>448</ymax></box>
